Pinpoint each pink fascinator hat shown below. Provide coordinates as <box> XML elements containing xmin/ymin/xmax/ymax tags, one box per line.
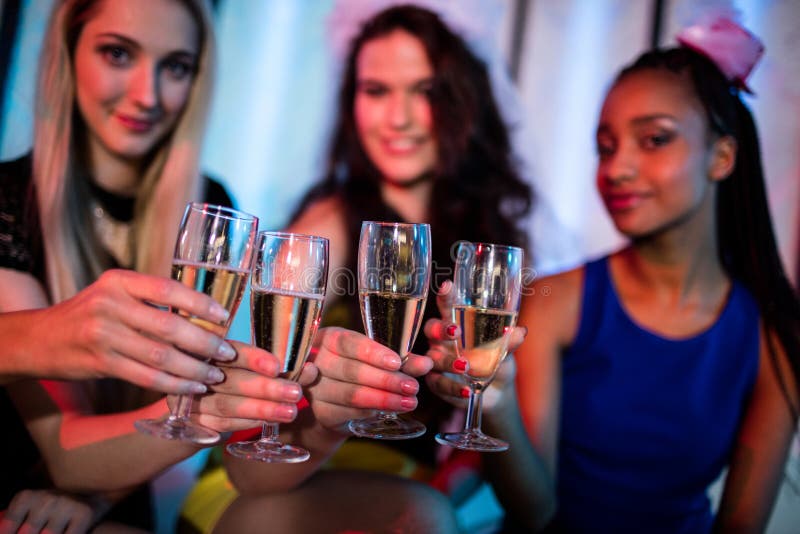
<box><xmin>676</xmin><ymin>17</ymin><xmax>764</xmax><ymax>94</ymax></box>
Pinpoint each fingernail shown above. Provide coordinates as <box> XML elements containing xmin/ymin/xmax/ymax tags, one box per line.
<box><xmin>401</xmin><ymin>380</ymin><xmax>418</xmax><ymax>395</ymax></box>
<box><xmin>460</xmin><ymin>387</ymin><xmax>471</xmax><ymax>398</ymax></box>
<box><xmin>384</xmin><ymin>353</ymin><xmax>402</xmax><ymax>368</ymax></box>
<box><xmin>190</xmin><ymin>383</ymin><xmax>208</xmax><ymax>394</ymax></box>
<box><xmin>210</xmin><ymin>303</ymin><xmax>230</xmax><ymax>322</ymax></box>
<box><xmin>446</xmin><ymin>324</ymin><xmax>458</xmax><ymax>337</ymax></box>
<box><xmin>279</xmin><ymin>405</ymin><xmax>297</xmax><ymax>420</ymax></box>
<box><xmin>217</xmin><ymin>342</ymin><xmax>236</xmax><ymax>361</ymax></box>
<box><xmin>284</xmin><ymin>385</ymin><xmax>302</xmax><ymax>402</ymax></box>
<box><xmin>207</xmin><ymin>367</ymin><xmax>225</xmax><ymax>384</ymax></box>
<box><xmin>440</xmin><ymin>280</ymin><xmax>452</xmax><ymax>294</ymax></box>
<box><xmin>453</xmin><ymin>358</ymin><xmax>468</xmax><ymax>372</ymax></box>
<box><xmin>521</xmin><ymin>325</ymin><xmax>529</xmax><ymax>337</ymax></box>
<box><xmin>400</xmin><ymin>397</ymin><xmax>417</xmax><ymax>410</ymax></box>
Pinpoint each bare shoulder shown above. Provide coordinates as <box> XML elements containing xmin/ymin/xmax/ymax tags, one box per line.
<box><xmin>521</xmin><ymin>265</ymin><xmax>584</xmax><ymax>348</ymax></box>
<box><xmin>286</xmin><ymin>195</ymin><xmax>350</xmax><ymax>272</ymax></box>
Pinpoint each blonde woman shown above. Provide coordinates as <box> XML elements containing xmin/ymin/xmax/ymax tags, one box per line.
<box><xmin>0</xmin><ymin>0</ymin><xmax>309</xmax><ymax>529</ymax></box>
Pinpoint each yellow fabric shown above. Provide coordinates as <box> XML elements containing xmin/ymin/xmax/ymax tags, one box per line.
<box><xmin>180</xmin><ymin>466</ymin><xmax>238</xmax><ymax>534</ymax></box>
<box><xmin>324</xmin><ymin>440</ymin><xmax>434</xmax><ymax>481</ymax></box>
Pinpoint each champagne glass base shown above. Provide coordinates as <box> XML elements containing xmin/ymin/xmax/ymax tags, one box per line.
<box><xmin>226</xmin><ymin>440</ymin><xmax>310</xmax><ymax>463</ymax></box>
<box><xmin>134</xmin><ymin>417</ymin><xmax>220</xmax><ymax>446</ymax></box>
<box><xmin>435</xmin><ymin>430</ymin><xmax>509</xmax><ymax>452</ymax></box>
<box><xmin>348</xmin><ymin>414</ymin><xmax>426</xmax><ymax>440</ymax></box>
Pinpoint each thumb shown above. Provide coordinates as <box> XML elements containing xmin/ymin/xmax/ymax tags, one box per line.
<box><xmin>436</xmin><ymin>279</ymin><xmax>455</xmax><ymax>319</ymax></box>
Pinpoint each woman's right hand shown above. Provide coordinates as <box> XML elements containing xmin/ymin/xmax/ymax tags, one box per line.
<box><xmin>35</xmin><ymin>269</ymin><xmax>239</xmax><ymax>394</ymax></box>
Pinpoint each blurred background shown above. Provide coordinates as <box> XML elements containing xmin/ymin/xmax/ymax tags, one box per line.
<box><xmin>1</xmin><ymin>0</ymin><xmax>798</xmax><ymax>532</ymax></box>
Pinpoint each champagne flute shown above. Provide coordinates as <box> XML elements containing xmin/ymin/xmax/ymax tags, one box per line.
<box><xmin>226</xmin><ymin>231</ymin><xmax>328</xmax><ymax>462</ymax></box>
<box><xmin>135</xmin><ymin>202</ymin><xmax>258</xmax><ymax>445</ymax></box>
<box><xmin>435</xmin><ymin>242</ymin><xmax>523</xmax><ymax>452</ymax></box>
<box><xmin>348</xmin><ymin>221</ymin><xmax>431</xmax><ymax>440</ymax></box>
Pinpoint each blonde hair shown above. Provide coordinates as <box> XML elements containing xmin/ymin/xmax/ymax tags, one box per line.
<box><xmin>33</xmin><ymin>0</ymin><xmax>216</xmax><ymax>303</ymax></box>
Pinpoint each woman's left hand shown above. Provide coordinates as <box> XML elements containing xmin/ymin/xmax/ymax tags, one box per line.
<box><xmin>0</xmin><ymin>489</ymin><xmax>100</xmax><ymax>534</ymax></box>
<box><xmin>424</xmin><ymin>280</ymin><xmax>527</xmax><ymax>413</ymax></box>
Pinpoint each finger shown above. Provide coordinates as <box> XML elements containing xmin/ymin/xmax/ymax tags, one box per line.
<box><xmin>401</xmin><ymin>353</ymin><xmax>434</xmax><ymax>377</ymax></box>
<box><xmin>16</xmin><ymin>492</ymin><xmax>56</xmax><ymax>534</ymax></box>
<box><xmin>205</xmin><ymin>367</ymin><xmax>301</xmax><ymax>403</ymax></box>
<box><xmin>318</xmin><ymin>327</ymin><xmax>401</xmax><ymax>369</ymax></box>
<box><xmin>44</xmin><ymin>496</ymin><xmax>87</xmax><ymax>534</ymax></box>
<box><xmin>423</xmin><ymin>317</ymin><xmax>459</xmax><ymax>343</ymax></box>
<box><xmin>508</xmin><ymin>325</ymin><xmax>528</xmax><ymax>353</ymax></box>
<box><xmin>426</xmin><ymin>371</ymin><xmax>469</xmax><ymax>401</ymax></box>
<box><xmin>435</xmin><ymin>279</ymin><xmax>455</xmax><ymax>318</ymax></box>
<box><xmin>296</xmin><ymin>362</ymin><xmax>319</xmax><ymax>387</ymax></box>
<box><xmin>110</xmin><ymin>326</ymin><xmax>227</xmax><ymax>386</ymax></box>
<box><xmin>222</xmin><ymin>341</ymin><xmax>280</xmax><ymax>376</ymax></box>
<box><xmin>105</xmin><ymin>351</ymin><xmax>210</xmax><ymax>395</ymax></box>
<box><xmin>112</xmin><ymin>270</ymin><xmax>231</xmax><ymax>324</ymax></box>
<box><xmin>311</xmin><ymin>378</ymin><xmax>418</xmax><ymax>413</ymax></box>
<box><xmin>192</xmin><ymin>395</ymin><xmax>299</xmax><ymax>431</ymax></box>
<box><xmin>312</xmin><ymin>352</ymin><xmax>420</xmax><ymax>396</ymax></box>
<box><xmin>3</xmin><ymin>490</ymin><xmax>34</xmax><ymax>533</ymax></box>
<box><xmin>425</xmin><ymin>343</ymin><xmax>467</xmax><ymax>375</ymax></box>
<box><xmin>120</xmin><ymin>304</ymin><xmax>237</xmax><ymax>363</ymax></box>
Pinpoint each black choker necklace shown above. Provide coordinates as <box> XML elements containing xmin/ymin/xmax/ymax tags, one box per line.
<box><xmin>87</xmin><ymin>180</ymin><xmax>135</xmax><ymax>222</ymax></box>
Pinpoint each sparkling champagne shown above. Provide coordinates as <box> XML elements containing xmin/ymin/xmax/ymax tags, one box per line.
<box><xmin>360</xmin><ymin>291</ymin><xmax>426</xmax><ymax>359</ymax></box>
<box><xmin>171</xmin><ymin>260</ymin><xmax>249</xmax><ymax>336</ymax></box>
<box><xmin>453</xmin><ymin>305</ymin><xmax>517</xmax><ymax>382</ymax></box>
<box><xmin>251</xmin><ymin>289</ymin><xmax>324</xmax><ymax>381</ymax></box>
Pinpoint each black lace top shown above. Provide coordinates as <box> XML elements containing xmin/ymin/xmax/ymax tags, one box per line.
<box><xmin>0</xmin><ymin>153</ymin><xmax>233</xmax><ymax>524</ymax></box>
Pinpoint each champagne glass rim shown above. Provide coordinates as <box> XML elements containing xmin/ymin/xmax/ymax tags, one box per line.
<box><xmin>258</xmin><ymin>230</ymin><xmax>329</xmax><ymax>243</ymax></box>
<box><xmin>187</xmin><ymin>202</ymin><xmax>258</xmax><ymax>223</ymax></box>
<box><xmin>457</xmin><ymin>241</ymin><xmax>523</xmax><ymax>254</ymax></box>
<box><xmin>361</xmin><ymin>220</ymin><xmax>430</xmax><ymax>229</ymax></box>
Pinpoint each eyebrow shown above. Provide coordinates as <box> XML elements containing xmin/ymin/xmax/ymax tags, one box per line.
<box><xmin>95</xmin><ymin>32</ymin><xmax>197</xmax><ymax>58</ymax></box>
<box><xmin>630</xmin><ymin>113</ymin><xmax>677</xmax><ymax>125</ymax></box>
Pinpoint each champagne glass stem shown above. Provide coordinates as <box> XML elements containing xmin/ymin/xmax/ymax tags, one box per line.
<box><xmin>464</xmin><ymin>384</ymin><xmax>485</xmax><ymax>434</ymax></box>
<box><xmin>260</xmin><ymin>422</ymin><xmax>280</xmax><ymax>444</ymax></box>
<box><xmin>171</xmin><ymin>394</ymin><xmax>194</xmax><ymax>422</ymax></box>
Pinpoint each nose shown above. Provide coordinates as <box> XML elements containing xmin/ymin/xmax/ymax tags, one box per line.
<box><xmin>601</xmin><ymin>145</ymin><xmax>637</xmax><ymax>185</ymax></box>
<box><xmin>387</xmin><ymin>93</ymin><xmax>411</xmax><ymax>129</ymax></box>
<box><xmin>128</xmin><ymin>62</ymin><xmax>160</xmax><ymax>111</ymax></box>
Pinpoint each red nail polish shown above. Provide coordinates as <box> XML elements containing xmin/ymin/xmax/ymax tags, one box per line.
<box><xmin>453</xmin><ymin>359</ymin><xmax>467</xmax><ymax>372</ymax></box>
<box><xmin>446</xmin><ymin>324</ymin><xmax>458</xmax><ymax>337</ymax></box>
<box><xmin>460</xmin><ymin>387</ymin><xmax>471</xmax><ymax>398</ymax></box>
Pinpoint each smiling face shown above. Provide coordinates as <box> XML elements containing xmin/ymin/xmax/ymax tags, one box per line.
<box><xmin>73</xmin><ymin>0</ymin><xmax>199</xmax><ymax>166</ymax></box>
<box><xmin>595</xmin><ymin>69</ymin><xmax>723</xmax><ymax>239</ymax></box>
<box><xmin>354</xmin><ymin>29</ymin><xmax>438</xmax><ymax>186</ymax></box>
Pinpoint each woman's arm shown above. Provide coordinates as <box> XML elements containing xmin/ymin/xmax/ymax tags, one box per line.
<box><xmin>0</xmin><ymin>268</ymin><xmax>238</xmax><ymax>393</ymax></box>
<box><xmin>714</xmin><ymin>325</ymin><xmax>798</xmax><ymax>532</ymax></box>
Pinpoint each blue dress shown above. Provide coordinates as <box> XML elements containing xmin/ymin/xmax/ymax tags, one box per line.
<box><xmin>553</xmin><ymin>257</ymin><xmax>760</xmax><ymax>533</ymax></box>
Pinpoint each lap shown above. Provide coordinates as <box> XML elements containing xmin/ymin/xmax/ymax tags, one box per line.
<box><xmin>213</xmin><ymin>470</ymin><xmax>459</xmax><ymax>534</ymax></box>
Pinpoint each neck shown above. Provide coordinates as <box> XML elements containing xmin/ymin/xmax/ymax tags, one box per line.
<box><xmin>622</xmin><ymin>201</ymin><xmax>726</xmax><ymax>302</ymax></box>
<box><xmin>84</xmin><ymin>136</ymin><xmax>143</xmax><ymax>196</ymax></box>
<box><xmin>380</xmin><ymin>179</ymin><xmax>433</xmax><ymax>223</ymax></box>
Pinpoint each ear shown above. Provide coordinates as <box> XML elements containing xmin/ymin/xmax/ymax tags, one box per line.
<box><xmin>708</xmin><ymin>135</ymin><xmax>737</xmax><ymax>182</ymax></box>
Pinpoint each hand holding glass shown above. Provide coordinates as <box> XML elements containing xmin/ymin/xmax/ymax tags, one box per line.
<box><xmin>135</xmin><ymin>202</ymin><xmax>257</xmax><ymax>445</ymax></box>
<box><xmin>435</xmin><ymin>242</ymin><xmax>523</xmax><ymax>452</ymax></box>
<box><xmin>348</xmin><ymin>221</ymin><xmax>431</xmax><ymax>440</ymax></box>
<box><xmin>226</xmin><ymin>231</ymin><xmax>328</xmax><ymax>462</ymax></box>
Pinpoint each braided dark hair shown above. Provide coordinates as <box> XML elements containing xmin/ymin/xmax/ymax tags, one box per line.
<box><xmin>618</xmin><ymin>47</ymin><xmax>800</xmax><ymax>420</ymax></box>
